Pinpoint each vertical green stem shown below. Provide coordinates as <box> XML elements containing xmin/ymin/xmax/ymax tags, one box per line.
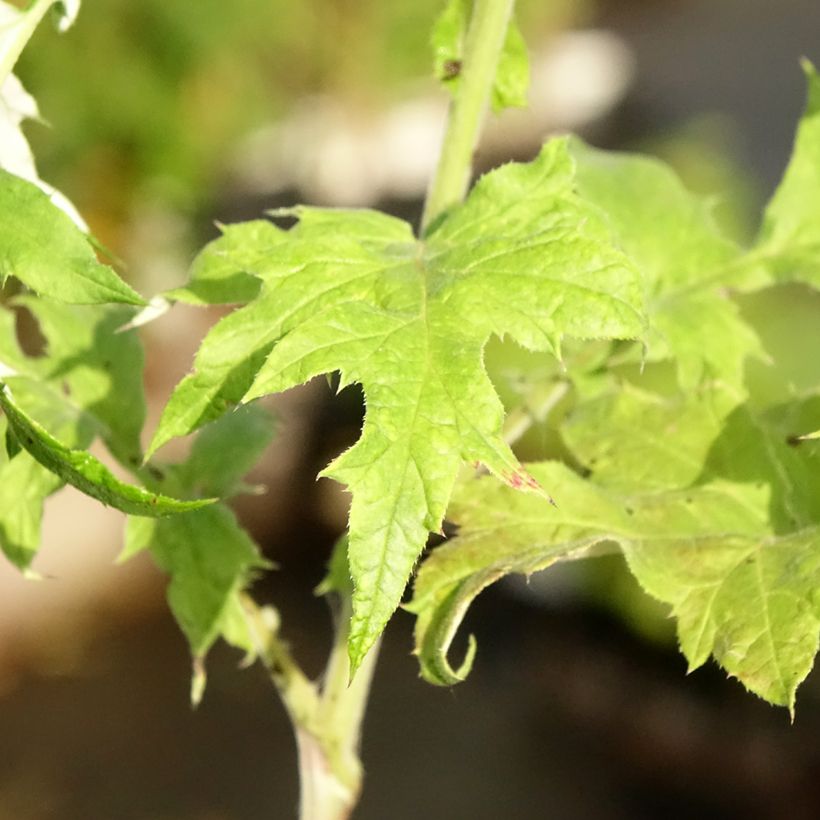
<box><xmin>243</xmin><ymin>586</ymin><xmax>381</xmax><ymax>820</ymax></box>
<box><xmin>296</xmin><ymin>599</ymin><xmax>381</xmax><ymax>820</ymax></box>
<box><xmin>421</xmin><ymin>0</ymin><xmax>517</xmax><ymax>233</ymax></box>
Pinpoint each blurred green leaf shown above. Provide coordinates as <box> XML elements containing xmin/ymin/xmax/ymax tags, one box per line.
<box><xmin>570</xmin><ymin>138</ymin><xmax>762</xmax><ymax>390</ymax></box>
<box><xmin>755</xmin><ymin>61</ymin><xmax>820</xmax><ymax>286</ymax></box>
<box><xmin>123</xmin><ymin>505</ymin><xmax>263</xmax><ymax>661</ymax></box>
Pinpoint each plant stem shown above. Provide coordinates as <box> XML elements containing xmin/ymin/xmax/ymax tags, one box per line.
<box><xmin>243</xmin><ymin>589</ymin><xmax>381</xmax><ymax>820</ymax></box>
<box><xmin>297</xmin><ymin>596</ymin><xmax>381</xmax><ymax>820</ymax></box>
<box><xmin>421</xmin><ymin>0</ymin><xmax>517</xmax><ymax>233</ymax></box>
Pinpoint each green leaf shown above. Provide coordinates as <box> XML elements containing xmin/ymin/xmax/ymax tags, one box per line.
<box><xmin>412</xmin><ymin>459</ymin><xmax>820</xmax><ymax>710</ymax></box>
<box><xmin>0</xmin><ymin>382</ymin><xmax>212</xmax><ymax>517</ymax></box>
<box><xmin>414</xmin><ymin>385</ymin><xmax>820</xmax><ymax>709</ymax></box>
<box><xmin>122</xmin><ymin>504</ymin><xmax>263</xmax><ymax>661</ymax></box>
<box><xmin>569</xmin><ymin>138</ymin><xmax>763</xmax><ymax>389</ymax></box>
<box><xmin>563</xmin><ymin>382</ymin><xmax>739</xmax><ymax>493</ymax></box>
<box><xmin>431</xmin><ymin>0</ymin><xmax>529</xmax><ymax>112</ymax></box>
<box><xmin>175</xmin><ymin>402</ymin><xmax>275</xmax><ymax>498</ymax></box>
<box><xmin>0</xmin><ymin>171</ymin><xmax>145</xmax><ymax>305</ymax></box>
<box><xmin>754</xmin><ymin>61</ymin><xmax>820</xmax><ymax>286</ymax></box>
<box><xmin>152</xmin><ymin>138</ymin><xmax>645</xmax><ymax>671</ymax></box>
<box><xmin>0</xmin><ymin>416</ymin><xmax>62</xmax><ymax>569</ymax></box>
<box><xmin>164</xmin><ymin>221</ymin><xmax>268</xmax><ymax>306</ymax></box>
<box><xmin>18</xmin><ymin>298</ymin><xmax>146</xmax><ymax>465</ymax></box>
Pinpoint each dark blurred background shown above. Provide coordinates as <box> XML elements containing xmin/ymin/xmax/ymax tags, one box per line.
<box><xmin>3</xmin><ymin>1</ymin><xmax>820</xmax><ymax>818</ymax></box>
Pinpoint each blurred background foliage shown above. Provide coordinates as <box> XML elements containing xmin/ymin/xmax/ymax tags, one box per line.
<box><xmin>18</xmin><ymin>0</ymin><xmax>582</xmax><ymax>220</ymax></box>
<box><xmin>4</xmin><ymin>1</ymin><xmax>820</xmax><ymax>818</ymax></box>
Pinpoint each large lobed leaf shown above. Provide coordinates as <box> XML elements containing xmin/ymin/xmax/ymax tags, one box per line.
<box><xmin>411</xmin><ymin>376</ymin><xmax>820</xmax><ymax>711</ymax></box>
<box><xmin>149</xmin><ymin>137</ymin><xmax>645</xmax><ymax>670</ymax></box>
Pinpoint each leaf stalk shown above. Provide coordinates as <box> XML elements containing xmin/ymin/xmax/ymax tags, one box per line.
<box><xmin>243</xmin><ymin>588</ymin><xmax>381</xmax><ymax>820</ymax></box>
<box><xmin>421</xmin><ymin>0</ymin><xmax>517</xmax><ymax>233</ymax></box>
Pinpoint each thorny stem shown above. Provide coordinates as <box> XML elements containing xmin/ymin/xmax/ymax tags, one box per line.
<box><xmin>421</xmin><ymin>0</ymin><xmax>517</xmax><ymax>233</ymax></box>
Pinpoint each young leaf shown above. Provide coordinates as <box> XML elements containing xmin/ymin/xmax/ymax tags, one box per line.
<box><xmin>119</xmin><ymin>399</ymin><xmax>273</xmax><ymax>685</ymax></box>
<box><xmin>0</xmin><ymin>171</ymin><xmax>145</xmax><ymax>305</ymax></box>
<box><xmin>0</xmin><ymin>419</ymin><xmax>62</xmax><ymax>569</ymax></box>
<box><xmin>175</xmin><ymin>402</ymin><xmax>275</xmax><ymax>498</ymax></box>
<box><xmin>18</xmin><ymin>298</ymin><xmax>147</xmax><ymax>466</ymax></box>
<box><xmin>0</xmin><ymin>382</ymin><xmax>212</xmax><ymax>517</ymax></box>
<box><xmin>570</xmin><ymin>138</ymin><xmax>763</xmax><ymax>389</ymax></box>
<box><xmin>755</xmin><ymin>61</ymin><xmax>820</xmax><ymax>287</ymax></box>
<box><xmin>122</xmin><ymin>505</ymin><xmax>263</xmax><ymax>663</ymax></box>
<box><xmin>431</xmin><ymin>0</ymin><xmax>529</xmax><ymax>112</ymax></box>
<box><xmin>412</xmin><ymin>459</ymin><xmax>820</xmax><ymax>710</ymax></box>
<box><xmin>151</xmin><ymin>137</ymin><xmax>645</xmax><ymax>670</ymax></box>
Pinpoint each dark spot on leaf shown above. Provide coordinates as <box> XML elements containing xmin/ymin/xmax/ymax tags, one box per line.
<box><xmin>625</xmin><ymin>506</ymin><xmax>634</xmax><ymax>516</ymax></box>
<box><xmin>786</xmin><ymin>434</ymin><xmax>802</xmax><ymax>447</ymax></box>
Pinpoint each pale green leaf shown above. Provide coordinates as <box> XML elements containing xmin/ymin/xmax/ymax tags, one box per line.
<box><xmin>0</xmin><ymin>416</ymin><xmax>61</xmax><ymax>569</ymax></box>
<box><xmin>0</xmin><ymin>171</ymin><xmax>144</xmax><ymax>305</ymax></box>
<box><xmin>563</xmin><ymin>382</ymin><xmax>739</xmax><ymax>493</ymax></box>
<box><xmin>18</xmin><ymin>298</ymin><xmax>146</xmax><ymax>465</ymax></box>
<box><xmin>412</xmin><ymin>459</ymin><xmax>820</xmax><ymax>709</ymax></box>
<box><xmin>431</xmin><ymin>0</ymin><xmax>529</xmax><ymax>112</ymax></box>
<box><xmin>0</xmin><ymin>382</ymin><xmax>212</xmax><ymax>517</ymax></box>
<box><xmin>570</xmin><ymin>138</ymin><xmax>763</xmax><ymax>389</ymax></box>
<box><xmin>175</xmin><ymin>402</ymin><xmax>275</xmax><ymax>498</ymax></box>
<box><xmin>755</xmin><ymin>61</ymin><xmax>820</xmax><ymax>287</ymax></box>
<box><xmin>1</xmin><ymin>0</ymin><xmax>80</xmax><ymax>87</ymax></box>
<box><xmin>414</xmin><ymin>386</ymin><xmax>820</xmax><ymax>708</ymax></box>
<box><xmin>153</xmin><ymin>138</ymin><xmax>644</xmax><ymax>671</ymax></box>
<box><xmin>123</xmin><ymin>505</ymin><xmax>263</xmax><ymax>660</ymax></box>
<box><xmin>164</xmin><ymin>221</ymin><xmax>270</xmax><ymax>306</ymax></box>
